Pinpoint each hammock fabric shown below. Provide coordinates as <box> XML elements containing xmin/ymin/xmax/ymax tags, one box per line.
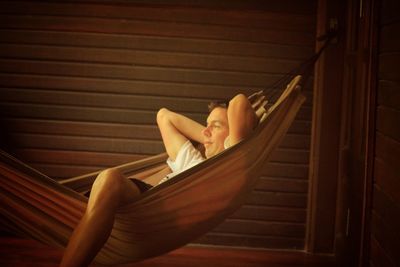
<box><xmin>0</xmin><ymin>75</ymin><xmax>305</xmax><ymax>265</ymax></box>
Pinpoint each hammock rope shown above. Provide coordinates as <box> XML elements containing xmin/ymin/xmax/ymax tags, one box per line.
<box><xmin>263</xmin><ymin>28</ymin><xmax>337</xmax><ymax>103</ymax></box>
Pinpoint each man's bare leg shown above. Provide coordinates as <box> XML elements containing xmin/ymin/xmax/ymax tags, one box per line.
<box><xmin>60</xmin><ymin>168</ymin><xmax>141</xmax><ymax>267</ymax></box>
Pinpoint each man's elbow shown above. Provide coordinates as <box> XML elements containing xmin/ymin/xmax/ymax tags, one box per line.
<box><xmin>228</xmin><ymin>93</ymin><xmax>258</xmax><ymax>137</ymax></box>
<box><xmin>229</xmin><ymin>94</ymin><xmax>250</xmax><ymax>113</ymax></box>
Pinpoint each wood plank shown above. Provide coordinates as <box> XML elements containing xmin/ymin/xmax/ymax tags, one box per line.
<box><xmin>0</xmin><ymin>59</ymin><xmax>288</xmax><ymax>88</ymax></box>
<box><xmin>0</xmin><ymin>29</ymin><xmax>314</xmax><ymax>60</ymax></box>
<box><xmin>79</xmin><ymin>0</ymin><xmax>318</xmax><ymax>15</ymax></box>
<box><xmin>379</xmin><ymin>53</ymin><xmax>400</xmax><ymax>82</ymax></box>
<box><xmin>0</xmin><ymin>119</ymin><xmax>309</xmax><ymax>141</ymax></box>
<box><xmin>29</xmin><ymin>163</ymin><xmax>101</xmax><ymax>180</ymax></box>
<box><xmin>290</xmin><ymin>107</ymin><xmax>312</xmax><ymax>121</ymax></box>
<box><xmin>261</xmin><ymin>162</ymin><xmax>308</xmax><ymax>179</ymax></box>
<box><xmin>231</xmin><ymin>206</ymin><xmax>306</xmax><ymax>223</ymax></box>
<box><xmin>12</xmin><ymin>146</ymin><xmax>309</xmax><ymax>167</ymax></box>
<box><xmin>3</xmin><ymin>121</ymin><xmax>309</xmax><ymax>175</ymax></box>
<box><xmin>2</xmin><ymin>119</ymin><xmax>161</xmax><ymax>140</ymax></box>
<box><xmin>375</xmin><ymin>132</ymin><xmax>400</xmax><ymax>171</ymax></box>
<box><xmin>5</xmin><ymin>132</ymin><xmax>309</xmax><ymax>156</ymax></box>
<box><xmin>269</xmin><ymin>149</ymin><xmax>310</xmax><ymax>164</ymax></box>
<box><xmin>9</xmin><ymin>133</ymin><xmax>165</xmax><ymax>155</ymax></box>
<box><xmin>380</xmin><ymin>0</ymin><xmax>400</xmax><ymax>24</ymax></box>
<box><xmin>287</xmin><ymin>120</ymin><xmax>311</xmax><ymax>135</ymax></box>
<box><xmin>246</xmin><ymin>191</ymin><xmax>307</xmax><ymax>208</ymax></box>
<box><xmin>0</xmin><ymin>44</ymin><xmax>302</xmax><ymax>74</ymax></box>
<box><xmin>24</xmin><ymin>162</ymin><xmax>165</xmax><ymax>181</ymax></box>
<box><xmin>371</xmin><ymin>211</ymin><xmax>400</xmax><ymax>267</ymax></box>
<box><xmin>196</xmin><ymin>232</ymin><xmax>304</xmax><ymax>250</ymax></box>
<box><xmin>0</xmin><ymin>236</ymin><xmax>337</xmax><ymax>267</ymax></box>
<box><xmin>213</xmin><ymin>219</ymin><xmax>305</xmax><ymax>238</ymax></box>
<box><xmin>0</xmin><ymin>88</ymin><xmax>312</xmax><ymax>119</ymax></box>
<box><xmin>369</xmin><ymin>237</ymin><xmax>397</xmax><ymax>267</ymax></box>
<box><xmin>0</xmin><ymin>102</ymin><xmax>167</xmax><ymax>125</ymax></box>
<box><xmin>371</xmin><ymin>15</ymin><xmax>400</xmax><ymax>264</ymax></box>
<box><xmin>1</xmin><ymin>87</ymin><xmax>210</xmax><ymax>114</ymax></box>
<box><xmin>0</xmin><ymin>15</ymin><xmax>314</xmax><ymax>45</ymax></box>
<box><xmin>0</xmin><ymin>1</ymin><xmax>315</xmax><ymax>31</ymax></box>
<box><xmin>372</xmin><ymin>186</ymin><xmax>400</xmax><ymax>242</ymax></box>
<box><xmin>374</xmin><ymin>158</ymin><xmax>400</xmax><ymax>205</ymax></box>
<box><xmin>23</xmin><ymin>162</ymin><xmax>307</xmax><ymax>181</ymax></box>
<box><xmin>379</xmin><ymin>22</ymin><xmax>400</xmax><ymax>52</ymax></box>
<box><xmin>0</xmin><ymin>73</ymin><xmax>310</xmax><ymax>101</ymax></box>
<box><xmin>12</xmin><ymin>149</ymin><xmax>148</xmax><ymax>167</ymax></box>
<box><xmin>15</xmin><ymin>153</ymin><xmax>310</xmax><ymax>186</ymax></box>
<box><xmin>276</xmin><ymin>134</ymin><xmax>311</xmax><ymax>150</ymax></box>
<box><xmin>377</xmin><ymin>80</ymin><xmax>400</xmax><ymax>109</ymax></box>
<box><xmin>255</xmin><ymin>177</ymin><xmax>308</xmax><ymax>193</ymax></box>
<box><xmin>376</xmin><ymin>106</ymin><xmax>400</xmax><ymax>141</ymax></box>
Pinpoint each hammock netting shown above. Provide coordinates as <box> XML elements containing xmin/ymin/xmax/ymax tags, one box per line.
<box><xmin>0</xmin><ymin>75</ymin><xmax>305</xmax><ymax>265</ymax></box>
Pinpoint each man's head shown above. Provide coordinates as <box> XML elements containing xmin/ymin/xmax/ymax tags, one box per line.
<box><xmin>202</xmin><ymin>102</ymin><xmax>229</xmax><ymax>159</ymax></box>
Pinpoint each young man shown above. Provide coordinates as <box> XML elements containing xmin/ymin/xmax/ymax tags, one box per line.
<box><xmin>60</xmin><ymin>94</ymin><xmax>257</xmax><ymax>267</ymax></box>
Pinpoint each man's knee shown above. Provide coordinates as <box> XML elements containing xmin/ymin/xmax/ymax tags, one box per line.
<box><xmin>157</xmin><ymin>108</ymin><xmax>169</xmax><ymax>125</ymax></box>
<box><xmin>92</xmin><ymin>168</ymin><xmax>124</xmax><ymax>195</ymax></box>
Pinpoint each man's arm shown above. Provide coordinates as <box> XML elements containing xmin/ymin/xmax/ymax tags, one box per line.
<box><xmin>157</xmin><ymin>108</ymin><xmax>205</xmax><ymax>161</ymax></box>
<box><xmin>227</xmin><ymin>94</ymin><xmax>258</xmax><ymax>146</ymax></box>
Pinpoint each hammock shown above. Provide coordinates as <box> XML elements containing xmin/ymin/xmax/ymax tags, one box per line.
<box><xmin>0</xmin><ymin>75</ymin><xmax>305</xmax><ymax>265</ymax></box>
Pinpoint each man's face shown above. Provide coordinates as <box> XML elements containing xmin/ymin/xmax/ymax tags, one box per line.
<box><xmin>202</xmin><ymin>107</ymin><xmax>229</xmax><ymax>158</ymax></box>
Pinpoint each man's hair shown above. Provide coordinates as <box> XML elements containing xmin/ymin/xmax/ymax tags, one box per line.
<box><xmin>208</xmin><ymin>100</ymin><xmax>229</xmax><ymax>112</ymax></box>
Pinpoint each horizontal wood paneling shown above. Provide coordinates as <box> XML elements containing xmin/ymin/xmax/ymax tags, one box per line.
<box><xmin>73</xmin><ymin>0</ymin><xmax>317</xmax><ymax>15</ymax></box>
<box><xmin>0</xmin><ymin>237</ymin><xmax>338</xmax><ymax>267</ymax></box>
<box><xmin>377</xmin><ymin>80</ymin><xmax>400</xmax><ymax>110</ymax></box>
<box><xmin>22</xmin><ymin>161</ymin><xmax>310</xmax><ymax>182</ymax></box>
<box><xmin>212</xmin><ymin>219</ymin><xmax>305</xmax><ymax>237</ymax></box>
<box><xmin>370</xmin><ymin>237</ymin><xmax>397</xmax><ymax>267</ymax></box>
<box><xmin>256</xmin><ymin>177</ymin><xmax>308</xmax><ymax>193</ymax></box>
<box><xmin>0</xmin><ymin>29</ymin><xmax>314</xmax><ymax>59</ymax></box>
<box><xmin>0</xmin><ymin>87</ymin><xmax>313</xmax><ymax>115</ymax></box>
<box><xmin>0</xmin><ymin>120</ymin><xmax>310</xmax><ymax>150</ymax></box>
<box><xmin>196</xmin><ymin>233</ymin><xmax>304</xmax><ymax>249</ymax></box>
<box><xmin>8</xmin><ymin>133</ymin><xmax>165</xmax><ymax>154</ymax></box>
<box><xmin>374</xmin><ymin>158</ymin><xmax>400</xmax><ymax>205</ymax></box>
<box><xmin>379</xmin><ymin>53</ymin><xmax>400</xmax><ymax>82</ymax></box>
<box><xmin>0</xmin><ymin>59</ymin><xmax>279</xmax><ymax>87</ymax></box>
<box><xmin>0</xmin><ymin>44</ymin><xmax>302</xmax><ymax>74</ymax></box>
<box><xmin>12</xmin><ymin>149</ymin><xmax>148</xmax><ymax>167</ymax></box>
<box><xmin>379</xmin><ymin>23</ymin><xmax>400</xmax><ymax>52</ymax></box>
<box><xmin>380</xmin><ymin>0</ymin><xmax>400</xmax><ymax>24</ymax></box>
<box><xmin>261</xmin><ymin>162</ymin><xmax>308</xmax><ymax>178</ymax></box>
<box><xmin>0</xmin><ymin>72</ymin><xmax>315</xmax><ymax>101</ymax></box>
<box><xmin>230</xmin><ymin>206</ymin><xmax>306</xmax><ymax>223</ymax></box>
<box><xmin>0</xmin><ymin>1</ymin><xmax>315</xmax><ymax>29</ymax></box>
<box><xmin>375</xmin><ymin>133</ymin><xmax>400</xmax><ymax>174</ymax></box>
<box><xmin>370</xmin><ymin>1</ymin><xmax>400</xmax><ymax>265</ymax></box>
<box><xmin>376</xmin><ymin>107</ymin><xmax>400</xmax><ymax>140</ymax></box>
<box><xmin>370</xmin><ymin>210</ymin><xmax>400</xmax><ymax>267</ymax></box>
<box><xmin>202</xmin><ymin>218</ymin><xmax>306</xmax><ymax>249</ymax></box>
<box><xmin>372</xmin><ymin>187</ymin><xmax>400</xmax><ymax>241</ymax></box>
<box><xmin>246</xmin><ymin>192</ymin><xmax>307</xmax><ymax>208</ymax></box>
<box><xmin>0</xmin><ymin>0</ymin><xmax>316</xmax><ymax>250</ymax></box>
<box><xmin>0</xmin><ymin>15</ymin><xmax>313</xmax><ymax>45</ymax></box>
<box><xmin>2</xmin><ymin>119</ymin><xmax>162</xmax><ymax>140</ymax></box>
<box><xmin>1</xmin><ymin>100</ymin><xmax>308</xmax><ymax>123</ymax></box>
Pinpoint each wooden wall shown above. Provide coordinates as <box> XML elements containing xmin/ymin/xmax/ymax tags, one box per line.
<box><xmin>0</xmin><ymin>0</ymin><xmax>316</xmax><ymax>250</ymax></box>
<box><xmin>369</xmin><ymin>0</ymin><xmax>400</xmax><ymax>265</ymax></box>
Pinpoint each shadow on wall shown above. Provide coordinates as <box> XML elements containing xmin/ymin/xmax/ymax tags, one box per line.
<box><xmin>0</xmin><ymin>117</ymin><xmax>18</xmax><ymax>154</ymax></box>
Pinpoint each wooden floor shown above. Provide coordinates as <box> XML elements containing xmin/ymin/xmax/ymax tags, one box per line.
<box><xmin>0</xmin><ymin>236</ymin><xmax>336</xmax><ymax>267</ymax></box>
